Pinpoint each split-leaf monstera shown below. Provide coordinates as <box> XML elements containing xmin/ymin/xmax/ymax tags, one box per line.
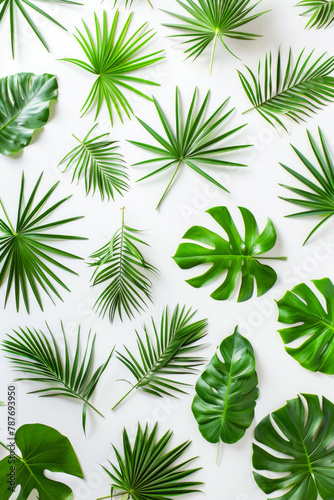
<box><xmin>173</xmin><ymin>206</ymin><xmax>286</xmax><ymax>302</ymax></box>
<box><xmin>277</xmin><ymin>278</ymin><xmax>334</xmax><ymax>374</ymax></box>
<box><xmin>192</xmin><ymin>327</ymin><xmax>259</xmax><ymax>445</ymax></box>
<box><xmin>0</xmin><ymin>423</ymin><xmax>83</xmax><ymax>499</ymax></box>
<box><xmin>0</xmin><ymin>73</ymin><xmax>58</xmax><ymax>156</ymax></box>
<box><xmin>253</xmin><ymin>394</ymin><xmax>334</xmax><ymax>500</ymax></box>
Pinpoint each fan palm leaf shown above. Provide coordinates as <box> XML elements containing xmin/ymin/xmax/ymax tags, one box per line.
<box><xmin>2</xmin><ymin>324</ymin><xmax>114</xmax><ymax>433</ymax></box>
<box><xmin>101</xmin><ymin>423</ymin><xmax>202</xmax><ymax>500</ymax></box>
<box><xmin>0</xmin><ymin>0</ymin><xmax>82</xmax><ymax>58</ymax></box>
<box><xmin>238</xmin><ymin>47</ymin><xmax>334</xmax><ymax>132</ymax></box>
<box><xmin>59</xmin><ymin>124</ymin><xmax>129</xmax><ymax>201</ymax></box>
<box><xmin>130</xmin><ymin>87</ymin><xmax>251</xmax><ymax>210</ymax></box>
<box><xmin>0</xmin><ymin>172</ymin><xmax>85</xmax><ymax>313</ymax></box>
<box><xmin>62</xmin><ymin>10</ymin><xmax>165</xmax><ymax>125</ymax></box>
<box><xmin>90</xmin><ymin>207</ymin><xmax>158</xmax><ymax>323</ymax></box>
<box><xmin>112</xmin><ymin>305</ymin><xmax>207</xmax><ymax>410</ymax></box>
<box><xmin>279</xmin><ymin>128</ymin><xmax>334</xmax><ymax>244</ymax></box>
<box><xmin>297</xmin><ymin>0</ymin><xmax>334</xmax><ymax>29</ymax></box>
<box><xmin>163</xmin><ymin>0</ymin><xmax>268</xmax><ymax>73</ymax></box>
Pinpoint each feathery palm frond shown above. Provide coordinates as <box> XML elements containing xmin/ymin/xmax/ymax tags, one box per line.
<box><xmin>0</xmin><ymin>0</ymin><xmax>82</xmax><ymax>58</ymax></box>
<box><xmin>0</xmin><ymin>172</ymin><xmax>85</xmax><ymax>313</ymax></box>
<box><xmin>279</xmin><ymin>128</ymin><xmax>334</xmax><ymax>245</ymax></box>
<box><xmin>90</xmin><ymin>208</ymin><xmax>158</xmax><ymax>323</ymax></box>
<box><xmin>130</xmin><ymin>87</ymin><xmax>251</xmax><ymax>210</ymax></box>
<box><xmin>2</xmin><ymin>323</ymin><xmax>114</xmax><ymax>433</ymax></box>
<box><xmin>238</xmin><ymin>47</ymin><xmax>334</xmax><ymax>132</ymax></box>
<box><xmin>101</xmin><ymin>423</ymin><xmax>202</xmax><ymax>500</ymax></box>
<box><xmin>59</xmin><ymin>124</ymin><xmax>129</xmax><ymax>201</ymax></box>
<box><xmin>112</xmin><ymin>305</ymin><xmax>207</xmax><ymax>410</ymax></box>
<box><xmin>62</xmin><ymin>10</ymin><xmax>165</xmax><ymax>125</ymax></box>
<box><xmin>297</xmin><ymin>0</ymin><xmax>334</xmax><ymax>29</ymax></box>
<box><xmin>163</xmin><ymin>0</ymin><xmax>269</xmax><ymax>73</ymax></box>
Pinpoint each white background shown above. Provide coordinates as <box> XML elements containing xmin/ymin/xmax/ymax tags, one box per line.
<box><xmin>1</xmin><ymin>0</ymin><xmax>334</xmax><ymax>499</ymax></box>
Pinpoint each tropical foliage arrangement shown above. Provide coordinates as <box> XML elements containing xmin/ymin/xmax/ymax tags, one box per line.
<box><xmin>89</xmin><ymin>208</ymin><xmax>158</xmax><ymax>322</ymax></box>
<box><xmin>2</xmin><ymin>2</ymin><xmax>334</xmax><ymax>500</ymax></box>
<box><xmin>174</xmin><ymin>206</ymin><xmax>286</xmax><ymax>301</ymax></box>
<box><xmin>59</xmin><ymin>124</ymin><xmax>129</xmax><ymax>201</ymax></box>
<box><xmin>130</xmin><ymin>88</ymin><xmax>250</xmax><ymax>209</ymax></box>
<box><xmin>62</xmin><ymin>10</ymin><xmax>165</xmax><ymax>124</ymax></box>
<box><xmin>0</xmin><ymin>173</ymin><xmax>85</xmax><ymax>313</ymax></box>
<box><xmin>2</xmin><ymin>323</ymin><xmax>114</xmax><ymax>432</ymax></box>
<box><xmin>163</xmin><ymin>0</ymin><xmax>268</xmax><ymax>73</ymax></box>
<box><xmin>192</xmin><ymin>327</ymin><xmax>259</xmax><ymax>446</ymax></box>
<box><xmin>238</xmin><ymin>48</ymin><xmax>334</xmax><ymax>131</ymax></box>
<box><xmin>101</xmin><ymin>423</ymin><xmax>202</xmax><ymax>500</ymax></box>
<box><xmin>253</xmin><ymin>394</ymin><xmax>334</xmax><ymax>500</ymax></box>
<box><xmin>0</xmin><ymin>423</ymin><xmax>83</xmax><ymax>499</ymax></box>
<box><xmin>279</xmin><ymin>128</ymin><xmax>334</xmax><ymax>244</ymax></box>
<box><xmin>113</xmin><ymin>305</ymin><xmax>207</xmax><ymax>409</ymax></box>
<box><xmin>0</xmin><ymin>73</ymin><xmax>58</xmax><ymax>156</ymax></box>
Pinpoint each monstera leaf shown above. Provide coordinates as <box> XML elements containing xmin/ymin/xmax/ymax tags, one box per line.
<box><xmin>253</xmin><ymin>394</ymin><xmax>334</xmax><ymax>500</ymax></box>
<box><xmin>192</xmin><ymin>327</ymin><xmax>259</xmax><ymax>444</ymax></box>
<box><xmin>0</xmin><ymin>73</ymin><xmax>58</xmax><ymax>156</ymax></box>
<box><xmin>173</xmin><ymin>206</ymin><xmax>286</xmax><ymax>302</ymax></box>
<box><xmin>277</xmin><ymin>278</ymin><xmax>334</xmax><ymax>374</ymax></box>
<box><xmin>0</xmin><ymin>423</ymin><xmax>83</xmax><ymax>499</ymax></box>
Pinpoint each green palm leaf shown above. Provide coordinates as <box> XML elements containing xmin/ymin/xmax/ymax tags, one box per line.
<box><xmin>163</xmin><ymin>0</ymin><xmax>268</xmax><ymax>73</ymax></box>
<box><xmin>112</xmin><ymin>305</ymin><xmax>207</xmax><ymax>410</ymax></box>
<box><xmin>279</xmin><ymin>128</ymin><xmax>334</xmax><ymax>245</ymax></box>
<box><xmin>253</xmin><ymin>394</ymin><xmax>334</xmax><ymax>500</ymax></box>
<box><xmin>62</xmin><ymin>10</ymin><xmax>165</xmax><ymax>125</ymax></box>
<box><xmin>59</xmin><ymin>124</ymin><xmax>129</xmax><ymax>201</ymax></box>
<box><xmin>2</xmin><ymin>324</ymin><xmax>114</xmax><ymax>433</ymax></box>
<box><xmin>100</xmin><ymin>423</ymin><xmax>202</xmax><ymax>500</ymax></box>
<box><xmin>0</xmin><ymin>0</ymin><xmax>82</xmax><ymax>58</ymax></box>
<box><xmin>276</xmin><ymin>278</ymin><xmax>334</xmax><ymax>374</ymax></box>
<box><xmin>90</xmin><ymin>208</ymin><xmax>158</xmax><ymax>323</ymax></box>
<box><xmin>297</xmin><ymin>0</ymin><xmax>334</xmax><ymax>29</ymax></box>
<box><xmin>0</xmin><ymin>172</ymin><xmax>85</xmax><ymax>313</ymax></box>
<box><xmin>192</xmin><ymin>327</ymin><xmax>259</xmax><ymax>446</ymax></box>
<box><xmin>130</xmin><ymin>87</ymin><xmax>251</xmax><ymax>210</ymax></box>
<box><xmin>174</xmin><ymin>206</ymin><xmax>286</xmax><ymax>302</ymax></box>
<box><xmin>238</xmin><ymin>47</ymin><xmax>334</xmax><ymax>132</ymax></box>
<box><xmin>0</xmin><ymin>73</ymin><xmax>58</xmax><ymax>156</ymax></box>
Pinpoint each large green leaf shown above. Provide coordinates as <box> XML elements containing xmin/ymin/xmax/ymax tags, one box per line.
<box><xmin>276</xmin><ymin>277</ymin><xmax>334</xmax><ymax>374</ymax></box>
<box><xmin>297</xmin><ymin>0</ymin><xmax>334</xmax><ymax>29</ymax></box>
<box><xmin>0</xmin><ymin>73</ymin><xmax>58</xmax><ymax>156</ymax></box>
<box><xmin>192</xmin><ymin>327</ymin><xmax>258</xmax><ymax>444</ymax></box>
<box><xmin>253</xmin><ymin>394</ymin><xmax>334</xmax><ymax>500</ymax></box>
<box><xmin>173</xmin><ymin>206</ymin><xmax>286</xmax><ymax>302</ymax></box>
<box><xmin>0</xmin><ymin>423</ymin><xmax>83</xmax><ymax>500</ymax></box>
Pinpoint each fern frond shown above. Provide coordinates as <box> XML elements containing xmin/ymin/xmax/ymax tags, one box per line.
<box><xmin>238</xmin><ymin>47</ymin><xmax>334</xmax><ymax>132</ymax></box>
<box><xmin>59</xmin><ymin>124</ymin><xmax>129</xmax><ymax>201</ymax></box>
<box><xmin>2</xmin><ymin>323</ymin><xmax>114</xmax><ymax>433</ymax></box>
<box><xmin>112</xmin><ymin>305</ymin><xmax>207</xmax><ymax>410</ymax></box>
<box><xmin>90</xmin><ymin>208</ymin><xmax>158</xmax><ymax>323</ymax></box>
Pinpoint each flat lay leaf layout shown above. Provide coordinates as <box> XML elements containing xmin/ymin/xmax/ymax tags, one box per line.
<box><xmin>0</xmin><ymin>423</ymin><xmax>83</xmax><ymax>500</ymax></box>
<box><xmin>2</xmin><ymin>3</ymin><xmax>334</xmax><ymax>500</ymax></box>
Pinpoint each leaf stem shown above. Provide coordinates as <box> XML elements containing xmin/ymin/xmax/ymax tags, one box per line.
<box><xmin>146</xmin><ymin>0</ymin><xmax>153</xmax><ymax>7</ymax></box>
<box><xmin>0</xmin><ymin>199</ymin><xmax>16</xmax><ymax>234</ymax></box>
<box><xmin>210</xmin><ymin>29</ymin><xmax>219</xmax><ymax>75</ymax></box>
<box><xmin>216</xmin><ymin>442</ymin><xmax>220</xmax><ymax>465</ymax></box>
<box><xmin>156</xmin><ymin>159</ymin><xmax>182</xmax><ymax>210</ymax></box>
<box><xmin>111</xmin><ymin>384</ymin><xmax>136</xmax><ymax>411</ymax></box>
